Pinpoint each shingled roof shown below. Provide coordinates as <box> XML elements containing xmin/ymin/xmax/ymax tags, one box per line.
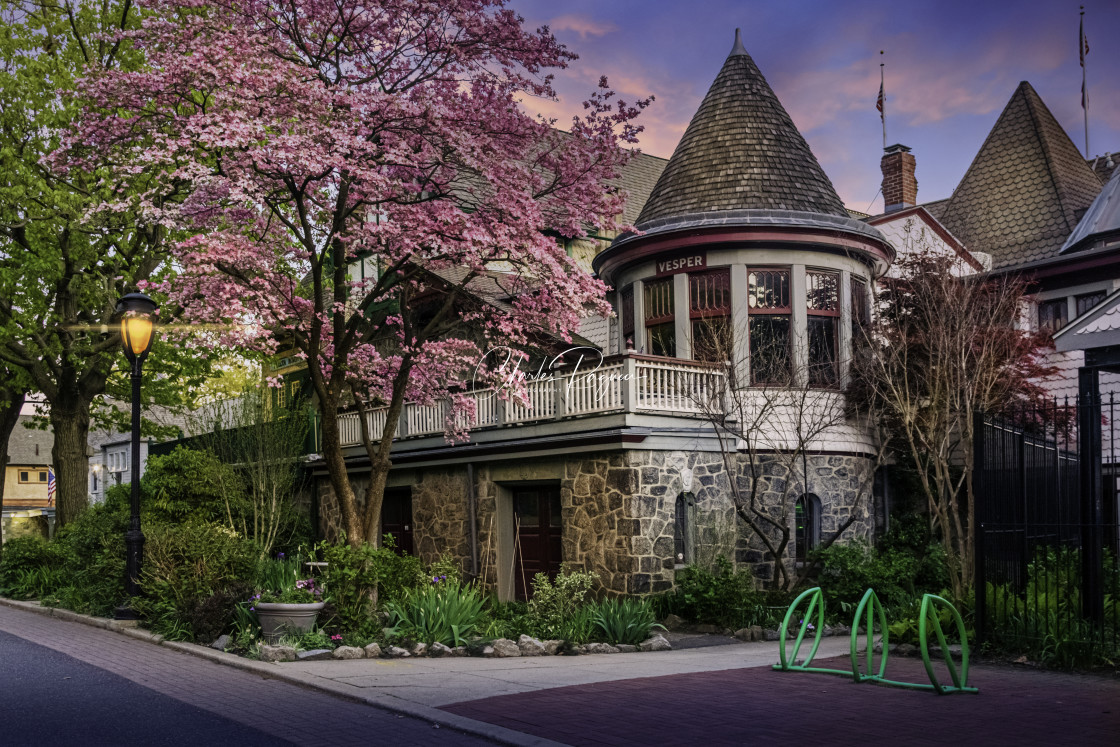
<box><xmin>635</xmin><ymin>30</ymin><xmax>847</xmax><ymax>226</ymax></box>
<box><xmin>937</xmin><ymin>81</ymin><xmax>1103</xmax><ymax>269</ymax></box>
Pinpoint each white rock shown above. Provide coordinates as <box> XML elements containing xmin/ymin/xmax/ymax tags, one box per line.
<box><xmin>485</xmin><ymin>638</ymin><xmax>521</xmax><ymax>658</ymax></box>
<box><xmin>517</xmin><ymin>635</ymin><xmax>546</xmax><ymax>656</ymax></box>
<box><xmin>363</xmin><ymin>642</ymin><xmax>383</xmax><ymax>658</ymax></box>
<box><xmin>429</xmin><ymin>642</ymin><xmax>453</xmax><ymax>657</ymax></box>
<box><xmin>584</xmin><ymin>642</ymin><xmax>621</xmax><ymax>654</ymax></box>
<box><xmin>638</xmin><ymin>634</ymin><xmax>672</xmax><ymax>652</ymax></box>
<box><xmin>386</xmin><ymin>645</ymin><xmax>412</xmax><ymax>658</ymax></box>
<box><xmin>258</xmin><ymin>645</ymin><xmax>297</xmax><ymax>662</ymax></box>
<box><xmin>542</xmin><ymin>639</ymin><xmax>564</xmax><ymax>656</ymax></box>
<box><xmin>412</xmin><ymin>642</ymin><xmax>428</xmax><ymax>657</ymax></box>
<box><xmin>333</xmin><ymin>646</ymin><xmax>365</xmax><ymax>660</ymax></box>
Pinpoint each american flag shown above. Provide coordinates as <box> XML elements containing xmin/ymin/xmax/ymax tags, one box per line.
<box><xmin>876</xmin><ymin>81</ymin><xmax>884</xmax><ymax>119</ymax></box>
<box><xmin>46</xmin><ymin>468</ymin><xmax>56</xmax><ymax>507</ymax></box>
<box><xmin>1080</xmin><ymin>15</ymin><xmax>1089</xmax><ymax>109</ymax></box>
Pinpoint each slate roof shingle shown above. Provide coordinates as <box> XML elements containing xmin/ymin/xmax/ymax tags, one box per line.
<box><xmin>937</xmin><ymin>81</ymin><xmax>1103</xmax><ymax>270</ymax></box>
<box><xmin>635</xmin><ymin>30</ymin><xmax>847</xmax><ymax>227</ymax></box>
<box><xmin>6</xmin><ymin>415</ymin><xmax>52</xmax><ymax>466</ymax></box>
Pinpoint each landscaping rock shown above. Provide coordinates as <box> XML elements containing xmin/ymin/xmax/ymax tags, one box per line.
<box><xmin>542</xmin><ymin>640</ymin><xmax>564</xmax><ymax>656</ymax></box>
<box><xmin>210</xmin><ymin>635</ymin><xmax>231</xmax><ymax>651</ymax></box>
<box><xmin>661</xmin><ymin>614</ymin><xmax>686</xmax><ymax>630</ymax></box>
<box><xmin>484</xmin><ymin>638</ymin><xmax>521</xmax><ymax>658</ymax></box>
<box><xmin>897</xmin><ymin>643</ymin><xmax>917</xmax><ymax>657</ymax></box>
<box><xmin>450</xmin><ymin>646</ymin><xmax>469</xmax><ymax>657</ymax></box>
<box><xmin>694</xmin><ymin>624</ymin><xmax>719</xmax><ymax>634</ymax></box>
<box><xmin>517</xmin><ymin>635</ymin><xmax>547</xmax><ymax>656</ymax></box>
<box><xmin>764</xmin><ymin>629</ymin><xmax>780</xmax><ymax>641</ymax></box>
<box><xmin>386</xmin><ymin>645</ymin><xmax>411</xmax><ymax>658</ymax></box>
<box><xmin>585</xmin><ymin>642</ymin><xmax>621</xmax><ymax>654</ymax></box>
<box><xmin>297</xmin><ymin>648</ymin><xmax>334</xmax><ymax>661</ymax></box>
<box><xmin>428</xmin><ymin>642</ymin><xmax>453</xmax><ymax>657</ymax></box>
<box><xmin>363</xmin><ymin>642</ymin><xmax>383</xmax><ymax>658</ymax></box>
<box><xmin>411</xmin><ymin>642</ymin><xmax>428</xmax><ymax>657</ymax></box>
<box><xmin>616</xmin><ymin>644</ymin><xmax>639</xmax><ymax>653</ymax></box>
<box><xmin>333</xmin><ymin>646</ymin><xmax>365</xmax><ymax>660</ymax></box>
<box><xmin>639</xmin><ymin>634</ymin><xmax>672</xmax><ymax>652</ymax></box>
<box><xmin>258</xmin><ymin>645</ymin><xmax>297</xmax><ymax>663</ymax></box>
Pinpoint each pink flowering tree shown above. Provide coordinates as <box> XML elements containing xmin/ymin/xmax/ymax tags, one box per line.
<box><xmin>60</xmin><ymin>0</ymin><xmax>648</xmax><ymax>547</ymax></box>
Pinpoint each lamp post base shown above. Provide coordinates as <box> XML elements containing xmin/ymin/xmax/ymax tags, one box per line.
<box><xmin>114</xmin><ymin>604</ymin><xmax>141</xmax><ymax>621</ymax></box>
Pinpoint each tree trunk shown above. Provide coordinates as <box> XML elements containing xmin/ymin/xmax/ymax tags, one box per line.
<box><xmin>49</xmin><ymin>404</ymin><xmax>92</xmax><ymax>526</ymax></box>
<box><xmin>317</xmin><ymin>403</ymin><xmax>363</xmax><ymax>548</ymax></box>
<box><xmin>0</xmin><ymin>388</ymin><xmax>27</xmax><ymax>551</ymax></box>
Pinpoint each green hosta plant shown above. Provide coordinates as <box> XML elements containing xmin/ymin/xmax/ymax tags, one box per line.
<box><xmin>385</xmin><ymin>579</ymin><xmax>486</xmax><ymax>647</ymax></box>
<box><xmin>590</xmin><ymin>598</ymin><xmax>665</xmax><ymax>646</ymax></box>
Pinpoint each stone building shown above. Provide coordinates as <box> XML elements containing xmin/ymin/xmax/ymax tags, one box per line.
<box><xmin>310</xmin><ymin>31</ymin><xmax>893</xmax><ymax>598</ymax></box>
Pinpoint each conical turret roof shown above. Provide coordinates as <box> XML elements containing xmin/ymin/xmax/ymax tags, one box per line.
<box><xmin>938</xmin><ymin>81</ymin><xmax>1103</xmax><ymax>269</ymax></box>
<box><xmin>636</xmin><ymin>29</ymin><xmax>848</xmax><ymax>225</ymax></box>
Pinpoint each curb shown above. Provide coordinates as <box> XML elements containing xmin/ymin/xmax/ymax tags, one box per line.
<box><xmin>0</xmin><ymin>596</ymin><xmax>564</xmax><ymax>747</ymax></box>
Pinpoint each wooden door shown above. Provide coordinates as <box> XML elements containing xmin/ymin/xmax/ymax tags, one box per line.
<box><xmin>381</xmin><ymin>488</ymin><xmax>414</xmax><ymax>556</ymax></box>
<box><xmin>514</xmin><ymin>487</ymin><xmax>563</xmax><ymax>600</ymax></box>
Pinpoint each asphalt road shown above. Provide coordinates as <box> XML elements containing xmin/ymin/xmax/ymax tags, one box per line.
<box><xmin>0</xmin><ymin>629</ymin><xmax>292</xmax><ymax>746</ymax></box>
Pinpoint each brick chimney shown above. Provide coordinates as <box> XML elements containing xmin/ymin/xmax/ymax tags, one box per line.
<box><xmin>881</xmin><ymin>144</ymin><xmax>917</xmax><ymax>213</ymax></box>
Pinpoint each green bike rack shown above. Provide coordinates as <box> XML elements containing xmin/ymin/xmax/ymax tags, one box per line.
<box><xmin>773</xmin><ymin>587</ymin><xmax>978</xmax><ymax>695</ymax></box>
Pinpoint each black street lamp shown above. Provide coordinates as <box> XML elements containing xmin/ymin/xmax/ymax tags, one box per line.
<box><xmin>114</xmin><ymin>292</ymin><xmax>158</xmax><ymax>620</ymax></box>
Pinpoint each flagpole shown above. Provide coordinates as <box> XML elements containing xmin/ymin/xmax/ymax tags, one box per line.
<box><xmin>880</xmin><ymin>51</ymin><xmax>886</xmax><ymax>150</ymax></box>
<box><xmin>1081</xmin><ymin>6</ymin><xmax>1089</xmax><ymax>155</ymax></box>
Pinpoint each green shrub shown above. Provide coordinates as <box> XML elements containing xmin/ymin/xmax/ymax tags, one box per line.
<box><xmin>589</xmin><ymin>597</ymin><xmax>665</xmax><ymax>646</ymax></box>
<box><xmin>139</xmin><ymin>446</ymin><xmax>247</xmax><ymax>525</ymax></box>
<box><xmin>385</xmin><ymin>580</ymin><xmax>486</xmax><ymax>647</ymax></box>
<box><xmin>480</xmin><ymin>599</ymin><xmax>531</xmax><ymax>640</ymax></box>
<box><xmin>655</xmin><ymin>556</ymin><xmax>763</xmax><ymax>630</ymax></box>
<box><xmin>52</xmin><ymin>501</ymin><xmax>128</xmax><ymax>616</ymax></box>
<box><xmin>316</xmin><ymin>540</ymin><xmax>383</xmax><ymax>631</ymax></box>
<box><xmin>525</xmin><ymin>567</ymin><xmax>599</xmax><ymax>640</ymax></box>
<box><xmin>0</xmin><ymin>536</ymin><xmax>66</xmax><ymax>598</ymax></box>
<box><xmin>133</xmin><ymin>521</ymin><xmax>257</xmax><ymax>642</ymax></box>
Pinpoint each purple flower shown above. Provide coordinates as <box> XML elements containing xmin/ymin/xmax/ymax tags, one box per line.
<box><xmin>278</xmin><ymin>552</ymin><xmax>285</xmax><ymax>558</ymax></box>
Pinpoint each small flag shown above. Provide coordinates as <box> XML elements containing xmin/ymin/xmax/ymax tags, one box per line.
<box><xmin>876</xmin><ymin>81</ymin><xmax>884</xmax><ymax>118</ymax></box>
<box><xmin>46</xmin><ymin>467</ymin><xmax>56</xmax><ymax>507</ymax></box>
<box><xmin>1080</xmin><ymin>17</ymin><xmax>1089</xmax><ymax>67</ymax></box>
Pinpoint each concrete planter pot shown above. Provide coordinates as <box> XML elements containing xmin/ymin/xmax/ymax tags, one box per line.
<box><xmin>255</xmin><ymin>602</ymin><xmax>326</xmax><ymax>644</ymax></box>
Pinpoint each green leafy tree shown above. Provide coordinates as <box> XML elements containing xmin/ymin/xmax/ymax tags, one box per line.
<box><xmin>0</xmin><ymin>1</ymin><xmax>206</xmax><ymax>525</ymax></box>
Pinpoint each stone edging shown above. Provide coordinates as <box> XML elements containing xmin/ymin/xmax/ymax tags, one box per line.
<box><xmin>0</xmin><ymin>596</ymin><xmax>563</xmax><ymax>747</ymax></box>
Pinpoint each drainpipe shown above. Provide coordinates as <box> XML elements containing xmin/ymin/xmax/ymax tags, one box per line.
<box><xmin>467</xmin><ymin>463</ymin><xmax>480</xmax><ymax>580</ymax></box>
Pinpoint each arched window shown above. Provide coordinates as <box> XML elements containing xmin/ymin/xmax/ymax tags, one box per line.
<box><xmin>674</xmin><ymin>491</ymin><xmax>696</xmax><ymax>565</ymax></box>
<box><xmin>795</xmin><ymin>493</ymin><xmax>822</xmax><ymax>561</ymax></box>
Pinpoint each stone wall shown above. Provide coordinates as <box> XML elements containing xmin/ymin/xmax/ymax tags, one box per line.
<box><xmin>734</xmin><ymin>453</ymin><xmax>876</xmax><ymax>584</ymax></box>
<box><xmin>314</xmin><ymin>447</ymin><xmax>877</xmax><ymax>598</ymax></box>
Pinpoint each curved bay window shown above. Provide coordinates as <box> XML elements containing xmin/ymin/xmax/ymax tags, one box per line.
<box><xmin>690</xmin><ymin>269</ymin><xmax>732</xmax><ymax>363</ymax></box>
<box><xmin>644</xmin><ymin>278</ymin><xmax>676</xmax><ymax>357</ymax></box>
<box><xmin>748</xmin><ymin>268</ymin><xmax>791</xmax><ymax>385</ymax></box>
<box><xmin>806</xmin><ymin>270</ymin><xmax>840</xmax><ymax>388</ymax></box>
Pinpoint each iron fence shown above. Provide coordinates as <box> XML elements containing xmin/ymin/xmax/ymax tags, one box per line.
<box><xmin>974</xmin><ymin>392</ymin><xmax>1120</xmax><ymax>661</ymax></box>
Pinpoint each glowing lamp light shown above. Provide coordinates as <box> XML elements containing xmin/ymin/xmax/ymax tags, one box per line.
<box><xmin>115</xmin><ymin>293</ymin><xmax>159</xmax><ymax>362</ymax></box>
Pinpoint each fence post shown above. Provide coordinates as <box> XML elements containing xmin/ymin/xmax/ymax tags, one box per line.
<box><xmin>622</xmin><ymin>356</ymin><xmax>638</xmax><ymax>412</ymax></box>
<box><xmin>1078</xmin><ymin>366</ymin><xmax>1105</xmax><ymax>626</ymax></box>
<box><xmin>973</xmin><ymin>410</ymin><xmax>987</xmax><ymax>647</ymax></box>
<box><xmin>975</xmin><ymin>522</ymin><xmax>986</xmax><ymax>647</ymax></box>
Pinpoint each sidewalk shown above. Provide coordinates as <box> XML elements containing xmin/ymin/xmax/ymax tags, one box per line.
<box><xmin>4</xmin><ymin>596</ymin><xmax>1119</xmax><ymax>745</ymax></box>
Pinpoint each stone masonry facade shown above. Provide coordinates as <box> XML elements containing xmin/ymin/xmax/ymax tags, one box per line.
<box><xmin>314</xmin><ymin>447</ymin><xmax>876</xmax><ymax>597</ymax></box>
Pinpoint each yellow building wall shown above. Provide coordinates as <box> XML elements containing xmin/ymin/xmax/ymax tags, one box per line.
<box><xmin>3</xmin><ymin>466</ymin><xmax>50</xmax><ymax>506</ymax></box>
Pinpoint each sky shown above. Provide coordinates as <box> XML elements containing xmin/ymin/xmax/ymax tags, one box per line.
<box><xmin>508</xmin><ymin>0</ymin><xmax>1120</xmax><ymax>215</ymax></box>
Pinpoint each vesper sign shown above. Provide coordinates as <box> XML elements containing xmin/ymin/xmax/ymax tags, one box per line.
<box><xmin>655</xmin><ymin>253</ymin><xmax>706</xmax><ymax>277</ymax></box>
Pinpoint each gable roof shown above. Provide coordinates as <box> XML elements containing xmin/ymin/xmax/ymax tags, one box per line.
<box><xmin>1062</xmin><ymin>167</ymin><xmax>1120</xmax><ymax>254</ymax></box>
<box><xmin>6</xmin><ymin>415</ymin><xmax>52</xmax><ymax>467</ymax></box>
<box><xmin>937</xmin><ymin>81</ymin><xmax>1103</xmax><ymax>270</ymax></box>
<box><xmin>1053</xmin><ymin>286</ymin><xmax>1120</xmax><ymax>352</ymax></box>
<box><xmin>635</xmin><ymin>30</ymin><xmax>847</xmax><ymax>227</ymax></box>
<box><xmin>866</xmin><ymin>205</ymin><xmax>984</xmax><ymax>272</ymax></box>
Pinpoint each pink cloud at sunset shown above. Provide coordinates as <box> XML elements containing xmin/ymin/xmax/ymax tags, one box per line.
<box><xmin>509</xmin><ymin>0</ymin><xmax>1119</xmax><ymax>213</ymax></box>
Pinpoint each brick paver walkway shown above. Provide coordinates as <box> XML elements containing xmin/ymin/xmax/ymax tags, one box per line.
<box><xmin>444</xmin><ymin>654</ymin><xmax>1120</xmax><ymax>746</ymax></box>
<box><xmin>0</xmin><ymin>605</ymin><xmax>490</xmax><ymax>746</ymax></box>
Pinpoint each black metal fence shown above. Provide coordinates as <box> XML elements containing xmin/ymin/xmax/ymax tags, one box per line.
<box><xmin>974</xmin><ymin>392</ymin><xmax>1120</xmax><ymax>662</ymax></box>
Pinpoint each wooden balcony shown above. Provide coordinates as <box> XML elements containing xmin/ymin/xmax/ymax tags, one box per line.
<box><xmin>321</xmin><ymin>355</ymin><xmax>726</xmax><ymax>450</ymax></box>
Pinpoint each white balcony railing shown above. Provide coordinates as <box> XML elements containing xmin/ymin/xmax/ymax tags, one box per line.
<box><xmin>324</xmin><ymin>355</ymin><xmax>725</xmax><ymax>449</ymax></box>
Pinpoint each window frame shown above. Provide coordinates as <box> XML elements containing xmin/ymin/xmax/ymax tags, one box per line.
<box><xmin>747</xmin><ymin>267</ymin><xmax>793</xmax><ymax>386</ymax></box>
<box><xmin>689</xmin><ymin>269</ymin><xmax>732</xmax><ymax>363</ymax></box>
<box><xmin>806</xmin><ymin>270</ymin><xmax>841</xmax><ymax>389</ymax></box>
